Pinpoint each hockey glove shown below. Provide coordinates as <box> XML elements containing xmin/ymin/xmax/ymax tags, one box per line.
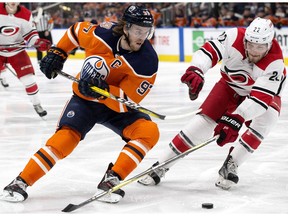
<box><xmin>214</xmin><ymin>112</ymin><xmax>245</xmax><ymax>146</ymax></box>
<box><xmin>181</xmin><ymin>66</ymin><xmax>204</xmax><ymax>100</ymax></box>
<box><xmin>40</xmin><ymin>47</ymin><xmax>68</xmax><ymax>79</ymax></box>
<box><xmin>34</xmin><ymin>38</ymin><xmax>52</xmax><ymax>52</ymax></box>
<box><xmin>78</xmin><ymin>78</ymin><xmax>109</xmax><ymax>100</ymax></box>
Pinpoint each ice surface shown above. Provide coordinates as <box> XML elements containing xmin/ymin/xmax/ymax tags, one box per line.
<box><xmin>0</xmin><ymin>58</ymin><xmax>287</xmax><ymax>215</ymax></box>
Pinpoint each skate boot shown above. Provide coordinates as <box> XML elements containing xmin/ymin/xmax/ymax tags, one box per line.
<box><xmin>215</xmin><ymin>154</ymin><xmax>239</xmax><ymax>190</ymax></box>
<box><xmin>138</xmin><ymin>161</ymin><xmax>169</xmax><ymax>186</ymax></box>
<box><xmin>0</xmin><ymin>176</ymin><xmax>28</xmax><ymax>202</ymax></box>
<box><xmin>95</xmin><ymin>163</ymin><xmax>125</xmax><ymax>203</ymax></box>
<box><xmin>33</xmin><ymin>104</ymin><xmax>47</xmax><ymax>119</ymax></box>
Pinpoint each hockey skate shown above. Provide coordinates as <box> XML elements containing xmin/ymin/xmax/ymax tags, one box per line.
<box><xmin>138</xmin><ymin>161</ymin><xmax>169</xmax><ymax>186</ymax></box>
<box><xmin>33</xmin><ymin>104</ymin><xmax>47</xmax><ymax>119</ymax></box>
<box><xmin>215</xmin><ymin>154</ymin><xmax>239</xmax><ymax>190</ymax></box>
<box><xmin>95</xmin><ymin>163</ymin><xmax>125</xmax><ymax>203</ymax></box>
<box><xmin>0</xmin><ymin>176</ymin><xmax>28</xmax><ymax>202</ymax></box>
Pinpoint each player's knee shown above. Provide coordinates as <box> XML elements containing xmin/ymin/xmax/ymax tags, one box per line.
<box><xmin>142</xmin><ymin>120</ymin><xmax>159</xmax><ymax>149</ymax></box>
<box><xmin>182</xmin><ymin>114</ymin><xmax>216</xmax><ymax>144</ymax></box>
<box><xmin>123</xmin><ymin>119</ymin><xmax>159</xmax><ymax>150</ymax></box>
<box><xmin>46</xmin><ymin>126</ymin><xmax>81</xmax><ymax>159</ymax></box>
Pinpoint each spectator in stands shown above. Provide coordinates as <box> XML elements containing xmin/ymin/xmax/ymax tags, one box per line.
<box><xmin>238</xmin><ymin>7</ymin><xmax>254</xmax><ymax>26</ymax></box>
<box><xmin>174</xmin><ymin>7</ymin><xmax>187</xmax><ymax>27</ymax></box>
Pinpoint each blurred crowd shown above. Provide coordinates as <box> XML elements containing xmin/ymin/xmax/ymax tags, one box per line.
<box><xmin>177</xmin><ymin>2</ymin><xmax>288</xmax><ymax>28</ymax></box>
<box><xmin>26</xmin><ymin>2</ymin><xmax>288</xmax><ymax>29</ymax></box>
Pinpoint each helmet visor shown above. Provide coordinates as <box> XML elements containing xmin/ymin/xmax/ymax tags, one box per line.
<box><xmin>245</xmin><ymin>41</ymin><xmax>269</xmax><ymax>53</ymax></box>
<box><xmin>128</xmin><ymin>24</ymin><xmax>153</xmax><ymax>39</ymax></box>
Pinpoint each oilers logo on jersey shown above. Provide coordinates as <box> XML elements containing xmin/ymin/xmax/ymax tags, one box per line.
<box><xmin>80</xmin><ymin>55</ymin><xmax>110</xmax><ymax>81</ymax></box>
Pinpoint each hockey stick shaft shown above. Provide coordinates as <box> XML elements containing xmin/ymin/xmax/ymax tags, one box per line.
<box><xmin>0</xmin><ymin>44</ymin><xmax>39</xmax><ymax>49</ymax></box>
<box><xmin>4</xmin><ymin>64</ymin><xmax>17</xmax><ymax>77</ymax></box>
<box><xmin>32</xmin><ymin>3</ymin><xmax>62</xmax><ymax>14</ymax></box>
<box><xmin>61</xmin><ymin>135</ymin><xmax>218</xmax><ymax>212</ymax></box>
<box><xmin>57</xmin><ymin>70</ymin><xmax>166</xmax><ymax>120</ymax></box>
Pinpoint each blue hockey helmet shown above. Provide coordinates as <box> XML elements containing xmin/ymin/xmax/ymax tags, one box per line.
<box><xmin>123</xmin><ymin>5</ymin><xmax>154</xmax><ymax>28</ymax></box>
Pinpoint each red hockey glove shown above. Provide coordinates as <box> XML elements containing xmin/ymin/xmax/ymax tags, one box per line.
<box><xmin>214</xmin><ymin>112</ymin><xmax>245</xmax><ymax>146</ymax></box>
<box><xmin>181</xmin><ymin>66</ymin><xmax>204</xmax><ymax>100</ymax></box>
<box><xmin>34</xmin><ymin>38</ymin><xmax>52</xmax><ymax>52</ymax></box>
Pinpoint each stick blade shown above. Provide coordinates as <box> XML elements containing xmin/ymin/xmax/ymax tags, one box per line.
<box><xmin>62</xmin><ymin>203</ymin><xmax>79</xmax><ymax>212</ymax></box>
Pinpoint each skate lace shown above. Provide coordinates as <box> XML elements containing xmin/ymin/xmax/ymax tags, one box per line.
<box><xmin>34</xmin><ymin>104</ymin><xmax>44</xmax><ymax>112</ymax></box>
<box><xmin>227</xmin><ymin>158</ymin><xmax>238</xmax><ymax>175</ymax></box>
<box><xmin>103</xmin><ymin>173</ymin><xmax>120</xmax><ymax>187</ymax></box>
<box><xmin>155</xmin><ymin>167</ymin><xmax>168</xmax><ymax>178</ymax></box>
<box><xmin>12</xmin><ymin>178</ymin><xmax>28</xmax><ymax>191</ymax></box>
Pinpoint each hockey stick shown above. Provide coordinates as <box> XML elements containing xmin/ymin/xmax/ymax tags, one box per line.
<box><xmin>32</xmin><ymin>3</ymin><xmax>62</xmax><ymax>14</ymax></box>
<box><xmin>57</xmin><ymin>70</ymin><xmax>198</xmax><ymax>120</ymax></box>
<box><xmin>33</xmin><ymin>7</ymin><xmax>43</xmax><ymax>23</ymax></box>
<box><xmin>57</xmin><ymin>70</ymin><xmax>202</xmax><ymax>120</ymax></box>
<box><xmin>0</xmin><ymin>44</ymin><xmax>40</xmax><ymax>49</ymax></box>
<box><xmin>4</xmin><ymin>64</ymin><xmax>17</xmax><ymax>77</ymax></box>
<box><xmin>62</xmin><ymin>135</ymin><xmax>218</xmax><ymax>212</ymax></box>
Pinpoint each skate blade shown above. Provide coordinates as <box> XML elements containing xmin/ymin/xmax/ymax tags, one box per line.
<box><xmin>0</xmin><ymin>191</ymin><xmax>25</xmax><ymax>202</ymax></box>
<box><xmin>94</xmin><ymin>189</ymin><xmax>122</xmax><ymax>204</ymax></box>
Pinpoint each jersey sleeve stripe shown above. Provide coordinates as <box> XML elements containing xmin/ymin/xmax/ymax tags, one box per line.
<box><xmin>277</xmin><ymin>76</ymin><xmax>286</xmax><ymax>95</ymax></box>
<box><xmin>249</xmin><ymin>96</ymin><xmax>269</xmax><ymax>109</ymax></box>
<box><xmin>210</xmin><ymin>41</ymin><xmax>223</xmax><ymax>60</ymax></box>
<box><xmin>74</xmin><ymin>23</ymin><xmax>81</xmax><ymax>42</ymax></box>
<box><xmin>252</xmin><ymin>86</ymin><xmax>275</xmax><ymax>96</ymax></box>
<box><xmin>67</xmin><ymin>25</ymin><xmax>79</xmax><ymax>47</ymax></box>
<box><xmin>202</xmin><ymin>41</ymin><xmax>221</xmax><ymax>67</ymax></box>
<box><xmin>119</xmin><ymin>89</ymin><xmax>126</xmax><ymax>112</ymax></box>
<box><xmin>200</xmin><ymin>48</ymin><xmax>213</xmax><ymax>61</ymax></box>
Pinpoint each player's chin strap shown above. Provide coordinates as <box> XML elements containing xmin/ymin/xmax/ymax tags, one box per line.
<box><xmin>61</xmin><ymin>135</ymin><xmax>219</xmax><ymax>212</ymax></box>
<box><xmin>56</xmin><ymin>70</ymin><xmax>202</xmax><ymax>120</ymax></box>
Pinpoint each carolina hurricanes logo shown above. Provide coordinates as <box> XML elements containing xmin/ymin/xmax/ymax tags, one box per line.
<box><xmin>80</xmin><ymin>56</ymin><xmax>109</xmax><ymax>80</ymax></box>
<box><xmin>0</xmin><ymin>26</ymin><xmax>20</xmax><ymax>36</ymax></box>
<box><xmin>223</xmin><ymin>66</ymin><xmax>254</xmax><ymax>86</ymax></box>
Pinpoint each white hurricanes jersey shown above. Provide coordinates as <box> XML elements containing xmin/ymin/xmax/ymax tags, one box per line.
<box><xmin>191</xmin><ymin>27</ymin><xmax>286</xmax><ymax>120</ymax></box>
<box><xmin>0</xmin><ymin>3</ymin><xmax>39</xmax><ymax>57</ymax></box>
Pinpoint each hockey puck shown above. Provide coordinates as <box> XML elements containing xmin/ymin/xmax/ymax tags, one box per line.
<box><xmin>202</xmin><ymin>203</ymin><xmax>213</xmax><ymax>209</ymax></box>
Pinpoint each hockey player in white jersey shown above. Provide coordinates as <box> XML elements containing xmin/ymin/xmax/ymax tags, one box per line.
<box><xmin>138</xmin><ymin>17</ymin><xmax>286</xmax><ymax>190</ymax></box>
<box><xmin>0</xmin><ymin>2</ymin><xmax>51</xmax><ymax>118</ymax></box>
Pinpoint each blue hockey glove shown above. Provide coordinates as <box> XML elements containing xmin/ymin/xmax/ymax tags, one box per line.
<box><xmin>40</xmin><ymin>47</ymin><xmax>68</xmax><ymax>79</ymax></box>
<box><xmin>78</xmin><ymin>78</ymin><xmax>109</xmax><ymax>100</ymax></box>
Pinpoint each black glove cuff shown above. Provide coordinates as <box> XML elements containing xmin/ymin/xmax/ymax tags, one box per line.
<box><xmin>218</xmin><ymin>114</ymin><xmax>244</xmax><ymax>131</ymax></box>
<box><xmin>47</xmin><ymin>47</ymin><xmax>68</xmax><ymax>61</ymax></box>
